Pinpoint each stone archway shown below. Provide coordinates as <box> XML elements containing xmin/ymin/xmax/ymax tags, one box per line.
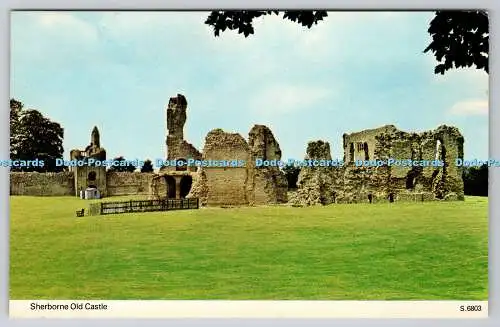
<box><xmin>88</xmin><ymin>171</ymin><xmax>96</xmax><ymax>181</ymax></box>
<box><xmin>180</xmin><ymin>175</ymin><xmax>193</xmax><ymax>198</ymax></box>
<box><xmin>87</xmin><ymin>171</ymin><xmax>97</xmax><ymax>188</ymax></box>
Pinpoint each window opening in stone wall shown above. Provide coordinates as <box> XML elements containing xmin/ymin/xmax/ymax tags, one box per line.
<box><xmin>349</xmin><ymin>143</ymin><xmax>355</xmax><ymax>162</ymax></box>
<box><xmin>364</xmin><ymin>142</ymin><xmax>369</xmax><ymax>160</ymax></box>
<box><xmin>88</xmin><ymin>171</ymin><xmax>96</xmax><ymax>181</ymax></box>
<box><xmin>435</xmin><ymin>139</ymin><xmax>442</xmax><ymax>161</ymax></box>
<box><xmin>406</xmin><ymin>175</ymin><xmax>415</xmax><ymax>190</ymax></box>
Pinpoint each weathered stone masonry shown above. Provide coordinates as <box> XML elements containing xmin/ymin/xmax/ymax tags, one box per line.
<box><xmin>10</xmin><ymin>172</ymin><xmax>75</xmax><ymax>196</ymax></box>
<box><xmin>10</xmin><ymin>93</ymin><xmax>465</xmax><ymax>206</ymax></box>
<box><xmin>291</xmin><ymin>124</ymin><xmax>465</xmax><ymax>206</ymax></box>
<box><xmin>151</xmin><ymin>94</ymin><xmax>288</xmax><ymax>206</ymax></box>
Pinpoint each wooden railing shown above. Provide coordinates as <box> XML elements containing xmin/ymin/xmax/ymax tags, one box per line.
<box><xmin>99</xmin><ymin>198</ymin><xmax>199</xmax><ymax>215</ymax></box>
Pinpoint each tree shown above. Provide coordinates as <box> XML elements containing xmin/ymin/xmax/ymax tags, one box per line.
<box><xmin>424</xmin><ymin>11</ymin><xmax>488</xmax><ymax>74</ymax></box>
<box><xmin>463</xmin><ymin>164</ymin><xmax>488</xmax><ymax>196</ymax></box>
<box><xmin>281</xmin><ymin>164</ymin><xmax>301</xmax><ymax>189</ymax></box>
<box><xmin>141</xmin><ymin>159</ymin><xmax>154</xmax><ymax>173</ymax></box>
<box><xmin>10</xmin><ymin>98</ymin><xmax>23</xmax><ymax>158</ymax></box>
<box><xmin>11</xmin><ymin>105</ymin><xmax>64</xmax><ymax>172</ymax></box>
<box><xmin>108</xmin><ymin>156</ymin><xmax>137</xmax><ymax>173</ymax></box>
<box><xmin>205</xmin><ymin>10</ymin><xmax>328</xmax><ymax>37</ymax></box>
<box><xmin>204</xmin><ymin>10</ymin><xmax>489</xmax><ymax>75</ymax></box>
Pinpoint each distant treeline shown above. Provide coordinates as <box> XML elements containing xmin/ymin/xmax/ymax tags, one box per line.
<box><xmin>463</xmin><ymin>164</ymin><xmax>488</xmax><ymax>196</ymax></box>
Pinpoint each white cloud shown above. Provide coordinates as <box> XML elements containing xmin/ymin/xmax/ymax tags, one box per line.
<box><xmin>449</xmin><ymin>99</ymin><xmax>488</xmax><ymax>116</ymax></box>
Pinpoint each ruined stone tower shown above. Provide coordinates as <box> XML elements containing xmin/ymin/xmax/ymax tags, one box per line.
<box><xmin>70</xmin><ymin>126</ymin><xmax>107</xmax><ymax>197</ymax></box>
<box><xmin>166</xmin><ymin>94</ymin><xmax>187</xmax><ymax>159</ymax></box>
<box><xmin>149</xmin><ymin>94</ymin><xmax>201</xmax><ymax>201</ymax></box>
<box><xmin>91</xmin><ymin>126</ymin><xmax>100</xmax><ymax>148</ymax></box>
<box><xmin>164</xmin><ymin>94</ymin><xmax>201</xmax><ymax>164</ymax></box>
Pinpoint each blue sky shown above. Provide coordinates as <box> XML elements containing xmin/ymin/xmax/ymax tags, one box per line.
<box><xmin>10</xmin><ymin>11</ymin><xmax>489</xmax><ymax>163</ymax></box>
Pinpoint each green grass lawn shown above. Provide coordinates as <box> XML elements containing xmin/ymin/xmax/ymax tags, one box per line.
<box><xmin>10</xmin><ymin>196</ymin><xmax>488</xmax><ymax>300</ymax></box>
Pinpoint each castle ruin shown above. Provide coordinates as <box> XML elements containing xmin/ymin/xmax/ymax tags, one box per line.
<box><xmin>290</xmin><ymin>124</ymin><xmax>465</xmax><ymax>205</ymax></box>
<box><xmin>10</xmin><ymin>93</ymin><xmax>466</xmax><ymax>206</ymax></box>
<box><xmin>69</xmin><ymin>126</ymin><xmax>108</xmax><ymax>197</ymax></box>
<box><xmin>149</xmin><ymin>94</ymin><xmax>288</xmax><ymax>206</ymax></box>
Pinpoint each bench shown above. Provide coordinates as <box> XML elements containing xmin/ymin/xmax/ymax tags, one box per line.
<box><xmin>76</xmin><ymin>209</ymin><xmax>84</xmax><ymax>217</ymax></box>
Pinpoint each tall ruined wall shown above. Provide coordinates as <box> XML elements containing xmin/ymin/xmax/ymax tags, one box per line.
<box><xmin>374</xmin><ymin>124</ymin><xmax>464</xmax><ymax>200</ymax></box>
<box><xmin>166</xmin><ymin>94</ymin><xmax>187</xmax><ymax>159</ymax></box>
<box><xmin>289</xmin><ymin>141</ymin><xmax>339</xmax><ymax>206</ymax></box>
<box><xmin>430</xmin><ymin>125</ymin><xmax>465</xmax><ymax>199</ymax></box>
<box><xmin>186</xmin><ymin>169</ymin><xmax>209</xmax><ymax>205</ymax></box>
<box><xmin>292</xmin><ymin>124</ymin><xmax>465</xmax><ymax>206</ymax></box>
<box><xmin>189</xmin><ymin>125</ymin><xmax>288</xmax><ymax>206</ymax></box>
<box><xmin>164</xmin><ymin>93</ymin><xmax>202</xmax><ymax>173</ymax></box>
<box><xmin>106</xmin><ymin>172</ymin><xmax>155</xmax><ymax>196</ymax></box>
<box><xmin>248</xmin><ymin>125</ymin><xmax>288</xmax><ymax>205</ymax></box>
<box><xmin>178</xmin><ymin>141</ymin><xmax>202</xmax><ymax>161</ymax></box>
<box><xmin>343</xmin><ymin>125</ymin><xmax>398</xmax><ymax>163</ymax></box>
<box><xmin>200</xmin><ymin>129</ymin><xmax>251</xmax><ymax>206</ymax></box>
<box><xmin>165</xmin><ymin>93</ymin><xmax>202</xmax><ymax>162</ymax></box>
<box><xmin>166</xmin><ymin>94</ymin><xmax>187</xmax><ymax>139</ymax></box>
<box><xmin>10</xmin><ymin>172</ymin><xmax>75</xmax><ymax>196</ymax></box>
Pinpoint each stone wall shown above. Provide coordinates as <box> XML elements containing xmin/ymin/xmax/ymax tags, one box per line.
<box><xmin>10</xmin><ymin>172</ymin><xmax>75</xmax><ymax>196</ymax></box>
<box><xmin>200</xmin><ymin>129</ymin><xmax>251</xmax><ymax>206</ymax></box>
<box><xmin>162</xmin><ymin>94</ymin><xmax>288</xmax><ymax>207</ymax></box>
<box><xmin>164</xmin><ymin>93</ymin><xmax>202</xmax><ymax>174</ymax></box>
<box><xmin>188</xmin><ymin>125</ymin><xmax>289</xmax><ymax>207</ymax></box>
<box><xmin>106</xmin><ymin>172</ymin><xmax>155</xmax><ymax>196</ymax></box>
<box><xmin>375</xmin><ymin>124</ymin><xmax>465</xmax><ymax>200</ymax></box>
<box><xmin>186</xmin><ymin>169</ymin><xmax>208</xmax><ymax>205</ymax></box>
<box><xmin>343</xmin><ymin>125</ymin><xmax>398</xmax><ymax>163</ymax></box>
<box><xmin>292</xmin><ymin>124</ymin><xmax>465</xmax><ymax>206</ymax></box>
<box><xmin>74</xmin><ymin>166</ymin><xmax>107</xmax><ymax>197</ymax></box>
<box><xmin>248</xmin><ymin>125</ymin><xmax>288</xmax><ymax>205</ymax></box>
<box><xmin>149</xmin><ymin>174</ymin><xmax>168</xmax><ymax>199</ymax></box>
<box><xmin>289</xmin><ymin>140</ymin><xmax>338</xmax><ymax>206</ymax></box>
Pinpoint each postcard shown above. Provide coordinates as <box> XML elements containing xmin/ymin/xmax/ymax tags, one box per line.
<box><xmin>8</xmin><ymin>10</ymin><xmax>489</xmax><ymax>318</ymax></box>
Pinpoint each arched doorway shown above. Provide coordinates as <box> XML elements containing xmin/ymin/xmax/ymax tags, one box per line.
<box><xmin>364</xmin><ymin>142</ymin><xmax>369</xmax><ymax>160</ymax></box>
<box><xmin>406</xmin><ymin>170</ymin><xmax>417</xmax><ymax>190</ymax></box>
<box><xmin>88</xmin><ymin>171</ymin><xmax>96</xmax><ymax>181</ymax></box>
<box><xmin>87</xmin><ymin>171</ymin><xmax>97</xmax><ymax>188</ymax></box>
<box><xmin>180</xmin><ymin>175</ymin><xmax>193</xmax><ymax>198</ymax></box>
<box><xmin>166</xmin><ymin>176</ymin><xmax>176</xmax><ymax>198</ymax></box>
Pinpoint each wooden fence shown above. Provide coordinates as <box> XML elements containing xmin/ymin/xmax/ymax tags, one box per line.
<box><xmin>98</xmin><ymin>198</ymin><xmax>199</xmax><ymax>215</ymax></box>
